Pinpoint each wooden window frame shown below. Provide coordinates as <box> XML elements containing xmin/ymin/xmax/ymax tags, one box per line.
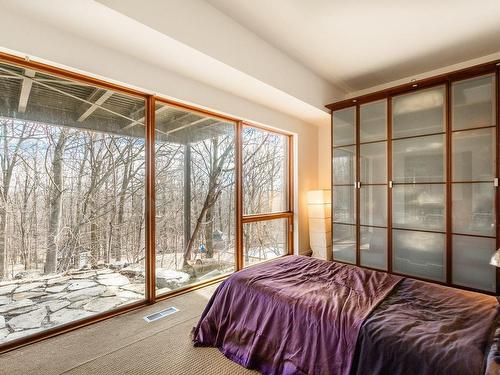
<box><xmin>0</xmin><ymin>52</ymin><xmax>294</xmax><ymax>353</ymax></box>
<box><xmin>329</xmin><ymin>58</ymin><xmax>500</xmax><ymax>296</ymax></box>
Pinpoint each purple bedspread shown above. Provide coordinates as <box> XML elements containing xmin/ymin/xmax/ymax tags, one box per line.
<box><xmin>352</xmin><ymin>278</ymin><xmax>499</xmax><ymax>375</ymax></box>
<box><xmin>193</xmin><ymin>255</ymin><xmax>401</xmax><ymax>375</ymax></box>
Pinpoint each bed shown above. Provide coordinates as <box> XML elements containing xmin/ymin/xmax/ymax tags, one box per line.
<box><xmin>192</xmin><ymin>255</ymin><xmax>499</xmax><ymax>375</ymax></box>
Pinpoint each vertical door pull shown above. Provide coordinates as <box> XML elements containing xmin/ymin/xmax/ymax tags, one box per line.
<box><xmin>494</xmin><ymin>178</ymin><xmax>498</xmax><ymax>187</ymax></box>
<box><xmin>389</xmin><ymin>180</ymin><xmax>393</xmax><ymax>188</ymax></box>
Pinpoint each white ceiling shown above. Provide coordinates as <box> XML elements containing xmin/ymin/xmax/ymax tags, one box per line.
<box><xmin>207</xmin><ymin>0</ymin><xmax>500</xmax><ymax>92</ymax></box>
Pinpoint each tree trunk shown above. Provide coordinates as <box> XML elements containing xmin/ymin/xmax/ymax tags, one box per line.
<box><xmin>45</xmin><ymin>129</ymin><xmax>67</xmax><ymax>274</ymax></box>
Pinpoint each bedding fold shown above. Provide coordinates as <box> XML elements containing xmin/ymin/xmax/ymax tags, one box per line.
<box><xmin>193</xmin><ymin>255</ymin><xmax>401</xmax><ymax>375</ymax></box>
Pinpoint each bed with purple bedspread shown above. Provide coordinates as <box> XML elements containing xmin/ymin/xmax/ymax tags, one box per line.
<box><xmin>192</xmin><ymin>255</ymin><xmax>499</xmax><ymax>375</ymax></box>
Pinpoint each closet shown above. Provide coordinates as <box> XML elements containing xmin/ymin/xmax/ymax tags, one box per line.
<box><xmin>329</xmin><ymin>63</ymin><xmax>499</xmax><ymax>293</ymax></box>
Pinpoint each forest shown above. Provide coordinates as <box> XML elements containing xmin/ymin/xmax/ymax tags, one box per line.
<box><xmin>0</xmin><ymin>117</ymin><xmax>288</xmax><ymax>282</ymax></box>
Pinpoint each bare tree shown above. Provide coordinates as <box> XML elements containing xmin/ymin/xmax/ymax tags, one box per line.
<box><xmin>45</xmin><ymin>128</ymin><xmax>68</xmax><ymax>274</ymax></box>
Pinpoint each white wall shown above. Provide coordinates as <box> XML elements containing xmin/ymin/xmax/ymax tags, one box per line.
<box><xmin>0</xmin><ymin>6</ymin><xmax>319</xmax><ymax>254</ymax></box>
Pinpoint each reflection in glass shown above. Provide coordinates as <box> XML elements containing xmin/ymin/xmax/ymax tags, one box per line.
<box><xmin>333</xmin><ymin>186</ymin><xmax>356</xmax><ymax>224</ymax></box>
<box><xmin>243</xmin><ymin>126</ymin><xmax>288</xmax><ymax>214</ymax></box>
<box><xmin>452</xmin><ymin>127</ymin><xmax>495</xmax><ymax>182</ymax></box>
<box><xmin>333</xmin><ymin>107</ymin><xmax>356</xmax><ymax>146</ymax></box>
<box><xmin>452</xmin><ymin>183</ymin><xmax>495</xmax><ymax>236</ymax></box>
<box><xmin>333</xmin><ymin>224</ymin><xmax>356</xmax><ymax>264</ymax></box>
<box><xmin>452</xmin><ymin>235</ymin><xmax>496</xmax><ymax>292</ymax></box>
<box><xmin>392</xmin><ymin>184</ymin><xmax>445</xmax><ymax>231</ymax></box>
<box><xmin>360</xmin><ymin>186</ymin><xmax>387</xmax><ymax>226</ymax></box>
<box><xmin>360</xmin><ymin>142</ymin><xmax>386</xmax><ymax>184</ymax></box>
<box><xmin>393</xmin><ymin>230</ymin><xmax>446</xmax><ymax>281</ymax></box>
<box><xmin>360</xmin><ymin>226</ymin><xmax>387</xmax><ymax>270</ymax></box>
<box><xmin>392</xmin><ymin>134</ymin><xmax>445</xmax><ymax>183</ymax></box>
<box><xmin>155</xmin><ymin>104</ymin><xmax>236</xmax><ymax>294</ymax></box>
<box><xmin>452</xmin><ymin>74</ymin><xmax>495</xmax><ymax>130</ymax></box>
<box><xmin>392</xmin><ymin>86</ymin><xmax>445</xmax><ymax>138</ymax></box>
<box><xmin>333</xmin><ymin>146</ymin><xmax>356</xmax><ymax>185</ymax></box>
<box><xmin>360</xmin><ymin>100</ymin><xmax>387</xmax><ymax>142</ymax></box>
<box><xmin>243</xmin><ymin>219</ymin><xmax>288</xmax><ymax>267</ymax></box>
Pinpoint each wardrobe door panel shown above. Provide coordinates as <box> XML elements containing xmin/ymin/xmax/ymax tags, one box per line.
<box><xmin>333</xmin><ymin>224</ymin><xmax>356</xmax><ymax>264</ymax></box>
<box><xmin>392</xmin><ymin>86</ymin><xmax>445</xmax><ymax>138</ymax></box>
<box><xmin>360</xmin><ymin>226</ymin><xmax>387</xmax><ymax>270</ymax></box>
<box><xmin>333</xmin><ymin>107</ymin><xmax>356</xmax><ymax>146</ymax></box>
<box><xmin>452</xmin><ymin>235</ymin><xmax>496</xmax><ymax>292</ymax></box>
<box><xmin>452</xmin><ymin>74</ymin><xmax>495</xmax><ymax>131</ymax></box>
<box><xmin>393</xmin><ymin>229</ymin><xmax>446</xmax><ymax>282</ymax></box>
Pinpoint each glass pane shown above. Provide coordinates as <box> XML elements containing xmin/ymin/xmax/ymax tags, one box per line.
<box><xmin>333</xmin><ymin>146</ymin><xmax>356</xmax><ymax>185</ymax></box>
<box><xmin>243</xmin><ymin>219</ymin><xmax>288</xmax><ymax>267</ymax></box>
<box><xmin>243</xmin><ymin>126</ymin><xmax>288</xmax><ymax>214</ymax></box>
<box><xmin>360</xmin><ymin>186</ymin><xmax>387</xmax><ymax>226</ymax></box>
<box><xmin>393</xmin><ymin>230</ymin><xmax>446</xmax><ymax>281</ymax></box>
<box><xmin>155</xmin><ymin>104</ymin><xmax>236</xmax><ymax>295</ymax></box>
<box><xmin>333</xmin><ymin>224</ymin><xmax>356</xmax><ymax>264</ymax></box>
<box><xmin>452</xmin><ymin>235</ymin><xmax>496</xmax><ymax>292</ymax></box>
<box><xmin>333</xmin><ymin>107</ymin><xmax>356</xmax><ymax>146</ymax></box>
<box><xmin>392</xmin><ymin>86</ymin><xmax>445</xmax><ymax>138</ymax></box>
<box><xmin>360</xmin><ymin>100</ymin><xmax>387</xmax><ymax>142</ymax></box>
<box><xmin>452</xmin><ymin>74</ymin><xmax>495</xmax><ymax>130</ymax></box>
<box><xmin>360</xmin><ymin>142</ymin><xmax>386</xmax><ymax>184</ymax></box>
<box><xmin>392</xmin><ymin>134</ymin><xmax>445</xmax><ymax>183</ymax></box>
<box><xmin>360</xmin><ymin>227</ymin><xmax>387</xmax><ymax>270</ymax></box>
<box><xmin>452</xmin><ymin>127</ymin><xmax>495</xmax><ymax>182</ymax></box>
<box><xmin>333</xmin><ymin>186</ymin><xmax>356</xmax><ymax>224</ymax></box>
<box><xmin>452</xmin><ymin>183</ymin><xmax>495</xmax><ymax>236</ymax></box>
<box><xmin>0</xmin><ymin>61</ymin><xmax>146</xmax><ymax>345</ymax></box>
<box><xmin>392</xmin><ymin>184</ymin><xmax>445</xmax><ymax>231</ymax></box>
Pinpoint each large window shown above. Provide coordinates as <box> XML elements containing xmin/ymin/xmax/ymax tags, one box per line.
<box><xmin>155</xmin><ymin>103</ymin><xmax>236</xmax><ymax>295</ymax></box>
<box><xmin>242</xmin><ymin>126</ymin><xmax>292</xmax><ymax>266</ymax></box>
<box><xmin>0</xmin><ymin>56</ymin><xmax>293</xmax><ymax>349</ymax></box>
<box><xmin>0</xmin><ymin>61</ymin><xmax>146</xmax><ymax>345</ymax></box>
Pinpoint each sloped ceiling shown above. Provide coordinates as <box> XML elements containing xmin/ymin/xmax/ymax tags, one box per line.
<box><xmin>207</xmin><ymin>0</ymin><xmax>500</xmax><ymax>92</ymax></box>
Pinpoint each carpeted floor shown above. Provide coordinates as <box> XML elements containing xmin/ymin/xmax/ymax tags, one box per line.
<box><xmin>0</xmin><ymin>284</ymin><xmax>258</xmax><ymax>375</ymax></box>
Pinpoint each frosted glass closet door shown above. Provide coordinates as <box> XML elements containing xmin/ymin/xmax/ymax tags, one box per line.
<box><xmin>392</xmin><ymin>86</ymin><xmax>447</xmax><ymax>281</ymax></box>
<box><xmin>451</xmin><ymin>74</ymin><xmax>497</xmax><ymax>291</ymax></box>
<box><xmin>332</xmin><ymin>107</ymin><xmax>357</xmax><ymax>264</ymax></box>
<box><xmin>359</xmin><ymin>100</ymin><xmax>388</xmax><ymax>270</ymax></box>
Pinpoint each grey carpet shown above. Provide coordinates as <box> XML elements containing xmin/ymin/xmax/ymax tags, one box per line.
<box><xmin>0</xmin><ymin>285</ymin><xmax>257</xmax><ymax>375</ymax></box>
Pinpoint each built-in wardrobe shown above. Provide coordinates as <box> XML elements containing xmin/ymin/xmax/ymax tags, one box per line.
<box><xmin>328</xmin><ymin>62</ymin><xmax>500</xmax><ymax>294</ymax></box>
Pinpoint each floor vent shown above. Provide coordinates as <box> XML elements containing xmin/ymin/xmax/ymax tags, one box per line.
<box><xmin>143</xmin><ymin>306</ymin><xmax>179</xmax><ymax>323</ymax></box>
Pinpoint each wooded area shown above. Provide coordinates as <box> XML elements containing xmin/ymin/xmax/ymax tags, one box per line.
<box><xmin>0</xmin><ymin>117</ymin><xmax>287</xmax><ymax>282</ymax></box>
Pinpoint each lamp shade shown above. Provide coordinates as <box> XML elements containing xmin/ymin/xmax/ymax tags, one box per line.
<box><xmin>307</xmin><ymin>189</ymin><xmax>331</xmax><ymax>205</ymax></box>
<box><xmin>490</xmin><ymin>249</ymin><xmax>500</xmax><ymax>267</ymax></box>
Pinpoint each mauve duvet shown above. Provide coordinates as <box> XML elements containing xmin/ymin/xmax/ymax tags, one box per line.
<box><xmin>193</xmin><ymin>256</ymin><xmax>401</xmax><ymax>375</ymax></box>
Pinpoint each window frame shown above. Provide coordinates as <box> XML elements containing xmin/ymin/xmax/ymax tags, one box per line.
<box><xmin>239</xmin><ymin>122</ymin><xmax>294</xmax><ymax>269</ymax></box>
<box><xmin>0</xmin><ymin>51</ymin><xmax>294</xmax><ymax>353</ymax></box>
